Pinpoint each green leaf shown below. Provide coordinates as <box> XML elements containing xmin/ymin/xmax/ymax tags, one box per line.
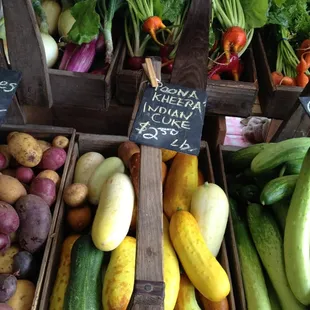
<box><xmin>161</xmin><ymin>0</ymin><xmax>189</xmax><ymax>23</ymax></box>
<box><xmin>240</xmin><ymin>0</ymin><xmax>269</xmax><ymax>28</ymax></box>
<box><xmin>68</xmin><ymin>0</ymin><xmax>100</xmax><ymax>44</ymax></box>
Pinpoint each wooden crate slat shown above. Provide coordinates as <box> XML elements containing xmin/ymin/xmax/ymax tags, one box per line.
<box><xmin>2</xmin><ymin>0</ymin><xmax>53</xmax><ymax>108</ymax></box>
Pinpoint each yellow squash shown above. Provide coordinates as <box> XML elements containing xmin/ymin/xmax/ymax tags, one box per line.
<box><xmin>163</xmin><ymin>153</ymin><xmax>198</xmax><ymax>219</ymax></box>
<box><xmin>175</xmin><ymin>274</ymin><xmax>201</xmax><ymax>310</ymax></box>
<box><xmin>163</xmin><ymin>215</ymin><xmax>180</xmax><ymax>310</ymax></box>
<box><xmin>103</xmin><ymin>236</ymin><xmax>136</xmax><ymax>310</ymax></box>
<box><xmin>49</xmin><ymin>234</ymin><xmax>80</xmax><ymax>310</ymax></box>
<box><xmin>169</xmin><ymin>211</ymin><xmax>230</xmax><ymax>302</ymax></box>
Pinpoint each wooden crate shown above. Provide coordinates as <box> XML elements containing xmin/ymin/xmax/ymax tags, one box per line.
<box><xmin>0</xmin><ymin>124</ymin><xmax>75</xmax><ymax>310</ymax></box>
<box><xmin>2</xmin><ymin>0</ymin><xmax>122</xmax><ymax>111</ymax></box>
<box><xmin>253</xmin><ymin>31</ymin><xmax>303</xmax><ymax>120</ymax></box>
<box><xmin>39</xmin><ymin>133</ymin><xmax>236</xmax><ymax>310</ymax></box>
<box><xmin>115</xmin><ymin>44</ymin><xmax>257</xmax><ymax>117</ymax></box>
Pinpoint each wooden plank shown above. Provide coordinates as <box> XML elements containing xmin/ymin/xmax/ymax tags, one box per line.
<box><xmin>271</xmin><ymin>82</ymin><xmax>310</xmax><ymax>141</ymax></box>
<box><xmin>265</xmin><ymin>119</ymin><xmax>282</xmax><ymax>142</ymax></box>
<box><xmin>130</xmin><ymin>59</ymin><xmax>164</xmax><ymax>310</ymax></box>
<box><xmin>2</xmin><ymin>0</ymin><xmax>53</xmax><ymax>107</ymax></box>
<box><xmin>170</xmin><ymin>0</ymin><xmax>210</xmax><ymax>90</ymax></box>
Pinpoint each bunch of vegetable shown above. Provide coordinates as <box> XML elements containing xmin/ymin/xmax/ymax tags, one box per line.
<box><xmin>225</xmin><ymin>137</ymin><xmax>310</xmax><ymax>308</ymax></box>
<box><xmin>28</xmin><ymin>0</ymin><xmax>124</xmax><ymax>74</ymax></box>
<box><xmin>48</xmin><ymin>141</ymin><xmax>232</xmax><ymax>309</ymax></box>
<box><xmin>0</xmin><ymin>131</ymin><xmax>69</xmax><ymax>309</ymax></box>
<box><xmin>124</xmin><ymin>0</ymin><xmax>190</xmax><ymax>73</ymax></box>
<box><xmin>262</xmin><ymin>0</ymin><xmax>310</xmax><ymax>87</ymax></box>
<box><xmin>208</xmin><ymin>0</ymin><xmax>268</xmax><ymax>81</ymax></box>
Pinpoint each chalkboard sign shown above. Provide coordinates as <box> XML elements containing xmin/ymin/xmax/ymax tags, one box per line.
<box><xmin>129</xmin><ymin>82</ymin><xmax>207</xmax><ymax>155</ymax></box>
<box><xmin>0</xmin><ymin>67</ymin><xmax>22</xmax><ymax>125</ymax></box>
<box><xmin>300</xmin><ymin>96</ymin><xmax>310</xmax><ymax>117</ymax></box>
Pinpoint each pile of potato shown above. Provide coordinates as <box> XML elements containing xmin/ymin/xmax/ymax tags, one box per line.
<box><xmin>0</xmin><ymin>132</ymin><xmax>69</xmax><ymax>309</ymax></box>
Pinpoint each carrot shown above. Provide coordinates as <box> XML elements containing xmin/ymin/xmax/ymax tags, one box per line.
<box><xmin>280</xmin><ymin>76</ymin><xmax>296</xmax><ymax>86</ymax></box>
<box><xmin>298</xmin><ymin>39</ymin><xmax>310</xmax><ymax>58</ymax></box>
<box><xmin>222</xmin><ymin>26</ymin><xmax>247</xmax><ymax>62</ymax></box>
<box><xmin>296</xmin><ymin>72</ymin><xmax>309</xmax><ymax>87</ymax></box>
<box><xmin>305</xmin><ymin>53</ymin><xmax>310</xmax><ymax>68</ymax></box>
<box><xmin>210</xmin><ymin>74</ymin><xmax>221</xmax><ymax>80</ymax></box>
<box><xmin>296</xmin><ymin>53</ymin><xmax>309</xmax><ymax>74</ymax></box>
<box><xmin>142</xmin><ymin>16</ymin><xmax>171</xmax><ymax>46</ymax></box>
<box><xmin>271</xmin><ymin>71</ymin><xmax>284</xmax><ymax>86</ymax></box>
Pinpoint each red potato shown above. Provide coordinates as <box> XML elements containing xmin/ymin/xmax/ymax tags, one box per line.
<box><xmin>0</xmin><ymin>153</ymin><xmax>7</xmax><ymax>171</ymax></box>
<box><xmin>29</xmin><ymin>178</ymin><xmax>56</xmax><ymax>207</ymax></box>
<box><xmin>15</xmin><ymin>167</ymin><xmax>34</xmax><ymax>184</ymax></box>
<box><xmin>39</xmin><ymin>147</ymin><xmax>67</xmax><ymax>171</ymax></box>
<box><xmin>0</xmin><ymin>303</ymin><xmax>12</xmax><ymax>310</ymax></box>
<box><xmin>15</xmin><ymin>194</ymin><xmax>52</xmax><ymax>253</ymax></box>
<box><xmin>0</xmin><ymin>234</ymin><xmax>10</xmax><ymax>253</ymax></box>
<box><xmin>0</xmin><ymin>202</ymin><xmax>19</xmax><ymax>235</ymax></box>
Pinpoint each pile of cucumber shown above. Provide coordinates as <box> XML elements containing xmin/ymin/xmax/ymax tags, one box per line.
<box><xmin>226</xmin><ymin>137</ymin><xmax>310</xmax><ymax>309</ymax></box>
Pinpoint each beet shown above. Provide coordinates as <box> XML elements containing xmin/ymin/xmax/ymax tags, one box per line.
<box><xmin>127</xmin><ymin>56</ymin><xmax>145</xmax><ymax>70</ymax></box>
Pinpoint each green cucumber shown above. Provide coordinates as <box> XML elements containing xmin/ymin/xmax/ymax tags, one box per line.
<box><xmin>285</xmin><ymin>148</ymin><xmax>310</xmax><ymax>305</ymax></box>
<box><xmin>260</xmin><ymin>175</ymin><xmax>298</xmax><ymax>205</ymax></box>
<box><xmin>247</xmin><ymin>203</ymin><xmax>305</xmax><ymax>310</ymax></box>
<box><xmin>64</xmin><ymin>235</ymin><xmax>104</xmax><ymax>310</ymax></box>
<box><xmin>251</xmin><ymin>138</ymin><xmax>310</xmax><ymax>175</ymax></box>
<box><xmin>271</xmin><ymin>200</ymin><xmax>289</xmax><ymax>233</ymax></box>
<box><xmin>230</xmin><ymin>199</ymin><xmax>272</xmax><ymax>310</ymax></box>
<box><xmin>228</xmin><ymin>143</ymin><xmax>272</xmax><ymax>171</ymax></box>
<box><xmin>265</xmin><ymin>274</ymin><xmax>282</xmax><ymax>310</ymax></box>
<box><xmin>285</xmin><ymin>158</ymin><xmax>303</xmax><ymax>175</ymax></box>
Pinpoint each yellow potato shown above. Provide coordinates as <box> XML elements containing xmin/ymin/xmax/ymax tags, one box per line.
<box><xmin>37</xmin><ymin>140</ymin><xmax>52</xmax><ymax>153</ymax></box>
<box><xmin>63</xmin><ymin>183</ymin><xmax>88</xmax><ymax>208</ymax></box>
<box><xmin>7</xmin><ymin>131</ymin><xmax>18</xmax><ymax>142</ymax></box>
<box><xmin>52</xmin><ymin>135</ymin><xmax>69</xmax><ymax>149</ymax></box>
<box><xmin>8</xmin><ymin>133</ymin><xmax>43</xmax><ymax>167</ymax></box>
<box><xmin>7</xmin><ymin>280</ymin><xmax>35</xmax><ymax>310</ymax></box>
<box><xmin>37</xmin><ymin>170</ymin><xmax>60</xmax><ymax>187</ymax></box>
<box><xmin>0</xmin><ymin>245</ymin><xmax>20</xmax><ymax>273</ymax></box>
<box><xmin>0</xmin><ymin>175</ymin><xmax>27</xmax><ymax>204</ymax></box>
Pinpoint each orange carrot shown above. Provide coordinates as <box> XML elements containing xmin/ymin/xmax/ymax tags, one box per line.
<box><xmin>298</xmin><ymin>39</ymin><xmax>310</xmax><ymax>58</ymax></box>
<box><xmin>210</xmin><ymin>74</ymin><xmax>221</xmax><ymax>80</ymax></box>
<box><xmin>296</xmin><ymin>53</ymin><xmax>309</xmax><ymax>74</ymax></box>
<box><xmin>280</xmin><ymin>76</ymin><xmax>296</xmax><ymax>86</ymax></box>
<box><xmin>271</xmin><ymin>71</ymin><xmax>284</xmax><ymax>86</ymax></box>
<box><xmin>142</xmin><ymin>16</ymin><xmax>171</xmax><ymax>46</ymax></box>
<box><xmin>222</xmin><ymin>26</ymin><xmax>247</xmax><ymax>62</ymax></box>
<box><xmin>296</xmin><ymin>72</ymin><xmax>309</xmax><ymax>87</ymax></box>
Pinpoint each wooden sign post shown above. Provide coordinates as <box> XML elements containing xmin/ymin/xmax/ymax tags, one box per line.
<box><xmin>129</xmin><ymin>0</ymin><xmax>210</xmax><ymax>309</ymax></box>
<box><xmin>271</xmin><ymin>81</ymin><xmax>310</xmax><ymax>142</ymax></box>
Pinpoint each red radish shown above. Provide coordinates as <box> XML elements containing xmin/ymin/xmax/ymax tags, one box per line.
<box><xmin>271</xmin><ymin>71</ymin><xmax>284</xmax><ymax>86</ymax></box>
<box><xmin>296</xmin><ymin>72</ymin><xmax>309</xmax><ymax>87</ymax></box>
<box><xmin>0</xmin><ymin>234</ymin><xmax>10</xmax><ymax>253</ymax></box>
<box><xmin>127</xmin><ymin>56</ymin><xmax>145</xmax><ymax>70</ymax></box>
<box><xmin>280</xmin><ymin>76</ymin><xmax>296</xmax><ymax>86</ymax></box>
<box><xmin>16</xmin><ymin>167</ymin><xmax>34</xmax><ymax>184</ymax></box>
<box><xmin>222</xmin><ymin>26</ymin><xmax>247</xmax><ymax>63</ymax></box>
<box><xmin>0</xmin><ymin>153</ymin><xmax>7</xmax><ymax>171</ymax></box>
<box><xmin>59</xmin><ymin>43</ymin><xmax>78</xmax><ymax>70</ymax></box>
<box><xmin>142</xmin><ymin>16</ymin><xmax>171</xmax><ymax>46</ymax></box>
<box><xmin>298</xmin><ymin>39</ymin><xmax>310</xmax><ymax>58</ymax></box>
<box><xmin>208</xmin><ymin>52</ymin><xmax>240</xmax><ymax>81</ymax></box>
<box><xmin>210</xmin><ymin>74</ymin><xmax>221</xmax><ymax>80</ymax></box>
<box><xmin>96</xmin><ymin>33</ymin><xmax>105</xmax><ymax>53</ymax></box>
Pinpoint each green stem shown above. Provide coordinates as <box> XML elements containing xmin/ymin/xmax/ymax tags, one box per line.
<box><xmin>125</xmin><ymin>16</ymin><xmax>134</xmax><ymax>58</ymax></box>
<box><xmin>31</xmin><ymin>0</ymin><xmax>49</xmax><ymax>34</ymax></box>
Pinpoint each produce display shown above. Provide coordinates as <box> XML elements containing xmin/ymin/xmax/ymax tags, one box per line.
<box><xmin>48</xmin><ymin>141</ymin><xmax>232</xmax><ymax>309</ymax></box>
<box><xmin>225</xmin><ymin>137</ymin><xmax>310</xmax><ymax>309</ymax></box>
<box><xmin>0</xmin><ymin>131</ymin><xmax>69</xmax><ymax>309</ymax></box>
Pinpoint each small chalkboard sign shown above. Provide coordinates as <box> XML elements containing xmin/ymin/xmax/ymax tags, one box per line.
<box><xmin>299</xmin><ymin>96</ymin><xmax>310</xmax><ymax>117</ymax></box>
<box><xmin>0</xmin><ymin>67</ymin><xmax>22</xmax><ymax>125</ymax></box>
<box><xmin>129</xmin><ymin>82</ymin><xmax>207</xmax><ymax>155</ymax></box>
